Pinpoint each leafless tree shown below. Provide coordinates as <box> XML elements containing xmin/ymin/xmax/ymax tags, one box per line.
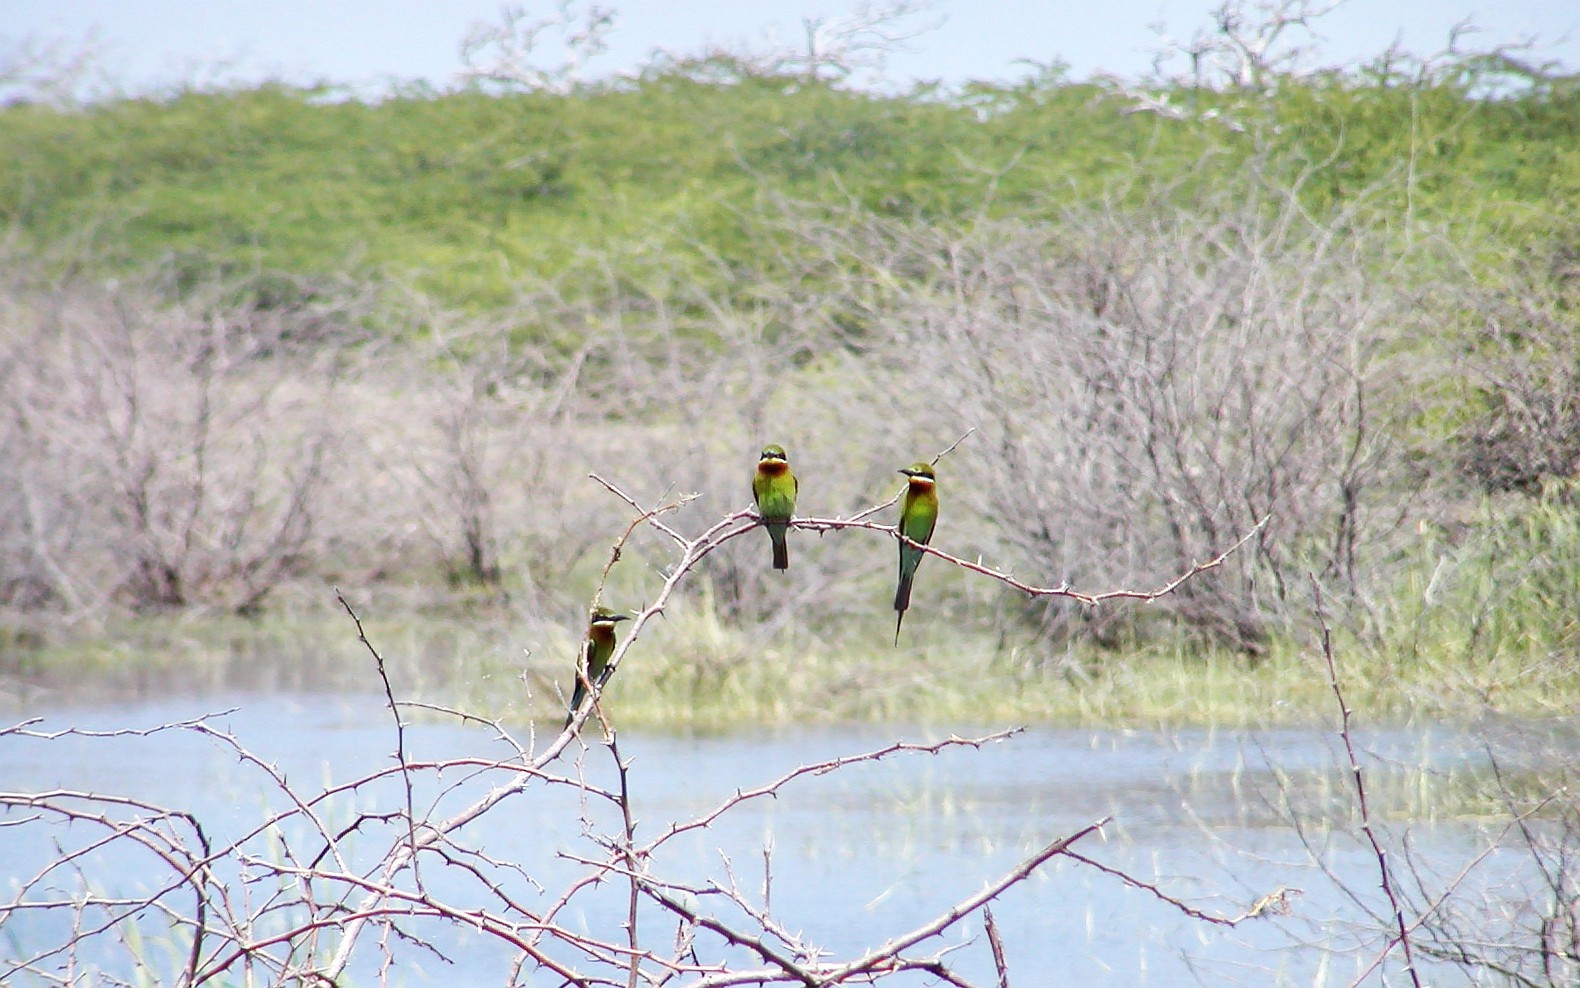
<box><xmin>641</xmin><ymin>0</ymin><xmax>940</xmax><ymax>88</ymax></box>
<box><xmin>1173</xmin><ymin>0</ymin><xmax>1344</xmax><ymax>91</ymax></box>
<box><xmin>458</xmin><ymin>0</ymin><xmax>618</xmax><ymax>93</ymax></box>
<box><xmin>0</xmin><ymin>271</ymin><xmax>374</xmax><ymax>618</ymax></box>
<box><xmin>0</xmin><ymin>34</ymin><xmax>100</xmax><ymax>105</ymax></box>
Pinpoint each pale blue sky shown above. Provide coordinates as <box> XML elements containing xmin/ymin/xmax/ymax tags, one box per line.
<box><xmin>4</xmin><ymin>0</ymin><xmax>1576</xmax><ymax>96</ymax></box>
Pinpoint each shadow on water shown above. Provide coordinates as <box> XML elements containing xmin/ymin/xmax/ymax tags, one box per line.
<box><xmin>3</xmin><ymin>688</ymin><xmax>1577</xmax><ymax>986</ymax></box>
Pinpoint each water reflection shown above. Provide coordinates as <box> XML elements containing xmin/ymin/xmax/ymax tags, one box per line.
<box><xmin>1</xmin><ymin>692</ymin><xmax>1570</xmax><ymax>986</ymax></box>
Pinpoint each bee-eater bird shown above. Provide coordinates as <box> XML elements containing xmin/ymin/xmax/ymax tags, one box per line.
<box><xmin>566</xmin><ymin>607</ymin><xmax>631</xmax><ymax>727</ymax></box>
<box><xmin>752</xmin><ymin>444</ymin><xmax>798</xmax><ymax>570</ymax></box>
<box><xmin>894</xmin><ymin>461</ymin><xmax>939</xmax><ymax>645</ymax></box>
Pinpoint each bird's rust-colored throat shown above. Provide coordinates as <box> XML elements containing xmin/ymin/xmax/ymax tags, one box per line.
<box><xmin>757</xmin><ymin>460</ymin><xmax>791</xmax><ymax>478</ymax></box>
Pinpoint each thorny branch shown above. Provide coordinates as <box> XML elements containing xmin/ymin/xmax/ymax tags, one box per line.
<box><xmin>1062</xmin><ymin>850</ymin><xmax>1301</xmax><ymax>925</ymax></box>
<box><xmin>337</xmin><ymin>587</ymin><xmax>424</xmax><ymax>892</ymax></box>
<box><xmin>794</xmin><ymin>512</ymin><xmax>1270</xmax><ymax>607</ymax></box>
<box><xmin>1310</xmin><ymin>575</ymin><xmax>1425</xmax><ymax>988</ymax></box>
<box><xmin>984</xmin><ymin>906</ymin><xmax>1009</xmax><ymax>988</ymax></box>
<box><xmin>643</xmin><ymin>730</ymin><xmax>1022</xmax><ymax>853</ymax></box>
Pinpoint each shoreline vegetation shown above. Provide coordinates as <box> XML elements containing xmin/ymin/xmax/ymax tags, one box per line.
<box><xmin>6</xmin><ymin>589</ymin><xmax>1577</xmax><ymax>729</ymax></box>
<box><xmin>3</xmin><ymin>5</ymin><xmax>1580</xmax><ymax>728</ymax></box>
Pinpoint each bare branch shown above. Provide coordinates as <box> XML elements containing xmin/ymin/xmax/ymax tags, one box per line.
<box><xmin>792</xmin><ymin>512</ymin><xmax>1270</xmax><ymax>606</ymax></box>
<box><xmin>1310</xmin><ymin>575</ymin><xmax>1424</xmax><ymax>988</ymax></box>
<box><xmin>337</xmin><ymin>588</ymin><xmax>424</xmax><ymax>892</ymax></box>
<box><xmin>457</xmin><ymin>0</ymin><xmax>617</xmax><ymax>93</ymax></box>
<box><xmin>984</xmin><ymin>906</ymin><xmax>1009</xmax><ymax>988</ymax></box>
<box><xmin>819</xmin><ymin>819</ymin><xmax>1108</xmax><ymax>983</ymax></box>
<box><xmin>1063</xmin><ymin>850</ymin><xmax>1301</xmax><ymax>925</ymax></box>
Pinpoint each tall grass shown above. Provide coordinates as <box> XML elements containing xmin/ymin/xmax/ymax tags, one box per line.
<box><xmin>1358</xmin><ymin>485</ymin><xmax>1580</xmax><ymax>709</ymax></box>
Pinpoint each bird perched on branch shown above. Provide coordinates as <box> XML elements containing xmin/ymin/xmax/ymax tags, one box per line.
<box><xmin>566</xmin><ymin>607</ymin><xmax>630</xmax><ymax>728</ymax></box>
<box><xmin>894</xmin><ymin>461</ymin><xmax>938</xmax><ymax>645</ymax></box>
<box><xmin>752</xmin><ymin>444</ymin><xmax>798</xmax><ymax>570</ymax></box>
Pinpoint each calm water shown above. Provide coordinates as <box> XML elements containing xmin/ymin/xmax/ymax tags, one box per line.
<box><xmin>0</xmin><ymin>692</ymin><xmax>1569</xmax><ymax>986</ymax></box>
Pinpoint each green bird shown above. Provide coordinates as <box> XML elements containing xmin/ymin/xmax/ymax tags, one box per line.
<box><xmin>752</xmin><ymin>444</ymin><xmax>798</xmax><ymax>570</ymax></box>
<box><xmin>565</xmin><ymin>607</ymin><xmax>631</xmax><ymax>728</ymax></box>
<box><xmin>894</xmin><ymin>461</ymin><xmax>939</xmax><ymax>645</ymax></box>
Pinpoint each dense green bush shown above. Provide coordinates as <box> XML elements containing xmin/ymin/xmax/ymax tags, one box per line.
<box><xmin>5</xmin><ymin>51</ymin><xmax>1574</xmax><ymax>310</ymax></box>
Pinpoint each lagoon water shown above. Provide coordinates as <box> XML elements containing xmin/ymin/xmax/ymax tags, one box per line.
<box><xmin>0</xmin><ymin>692</ymin><xmax>1567</xmax><ymax>986</ymax></box>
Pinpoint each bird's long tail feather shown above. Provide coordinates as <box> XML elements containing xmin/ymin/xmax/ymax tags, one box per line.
<box><xmin>894</xmin><ymin>569</ymin><xmax>914</xmax><ymax>645</ymax></box>
<box><xmin>769</xmin><ymin>521</ymin><xmax>789</xmax><ymax>570</ymax></box>
<box><xmin>565</xmin><ymin>681</ymin><xmax>586</xmax><ymax>728</ymax></box>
